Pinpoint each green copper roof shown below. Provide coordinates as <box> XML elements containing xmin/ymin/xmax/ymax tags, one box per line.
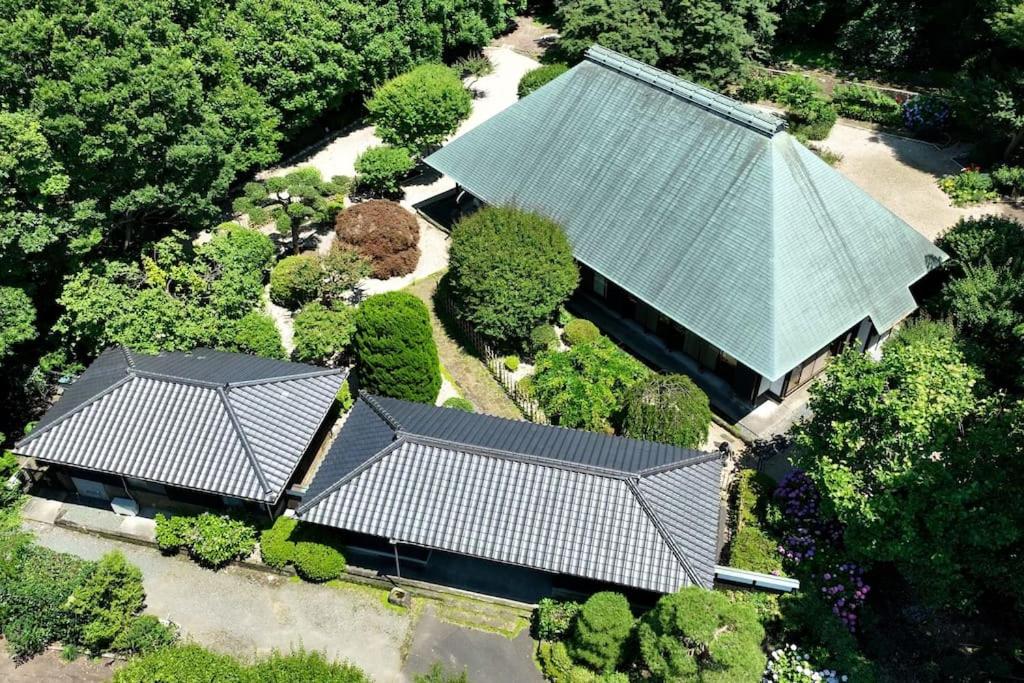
<box><xmin>425</xmin><ymin>46</ymin><xmax>947</xmax><ymax>381</ymax></box>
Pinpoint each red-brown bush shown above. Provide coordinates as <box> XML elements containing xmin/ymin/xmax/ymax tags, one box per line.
<box><xmin>334</xmin><ymin>199</ymin><xmax>420</xmax><ymax>279</ymax></box>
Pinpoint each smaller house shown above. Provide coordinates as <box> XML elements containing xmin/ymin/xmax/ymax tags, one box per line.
<box><xmin>15</xmin><ymin>346</ymin><xmax>346</xmax><ymax>514</ymax></box>
<box><xmin>298</xmin><ymin>393</ymin><xmax>725</xmax><ymax>598</ymax></box>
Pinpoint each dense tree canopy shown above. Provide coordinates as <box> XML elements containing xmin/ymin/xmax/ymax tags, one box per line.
<box><xmin>794</xmin><ymin>321</ymin><xmax>1024</xmax><ymax>614</ymax></box>
<box><xmin>365</xmin><ymin>64</ymin><xmax>472</xmax><ymax>153</ymax></box>
<box><xmin>447</xmin><ymin>206</ymin><xmax>579</xmax><ymax>344</ymax></box>
<box><xmin>637</xmin><ymin>587</ymin><xmax>765</xmax><ymax>682</ymax></box>
<box><xmin>621</xmin><ymin>374</ymin><xmax>712</xmax><ymax>449</ymax></box>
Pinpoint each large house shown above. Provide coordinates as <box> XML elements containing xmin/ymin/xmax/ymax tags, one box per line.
<box><xmin>425</xmin><ymin>45</ymin><xmax>946</xmax><ymax>407</ymax></box>
<box><xmin>15</xmin><ymin>346</ymin><xmax>346</xmax><ymax>514</ymax></box>
<box><xmin>297</xmin><ymin>392</ymin><xmax>724</xmax><ymax>598</ymax></box>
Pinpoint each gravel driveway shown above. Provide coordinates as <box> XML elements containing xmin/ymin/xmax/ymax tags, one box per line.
<box><xmin>25</xmin><ymin>521</ymin><xmax>410</xmax><ymax>682</ymax></box>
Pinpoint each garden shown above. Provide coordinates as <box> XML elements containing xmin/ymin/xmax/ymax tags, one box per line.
<box><xmin>441</xmin><ymin>204</ymin><xmax>714</xmax><ymax>447</ymax></box>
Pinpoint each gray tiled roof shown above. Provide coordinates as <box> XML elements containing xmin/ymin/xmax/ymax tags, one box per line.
<box><xmin>16</xmin><ymin>347</ymin><xmax>345</xmax><ymax>502</ymax></box>
<box><xmin>425</xmin><ymin>45</ymin><xmax>946</xmax><ymax>381</ymax></box>
<box><xmin>298</xmin><ymin>394</ymin><xmax>724</xmax><ymax>592</ymax></box>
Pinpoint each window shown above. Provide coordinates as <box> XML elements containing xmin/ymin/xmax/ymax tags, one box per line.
<box><xmin>592</xmin><ymin>273</ymin><xmax>607</xmax><ymax>298</ymax></box>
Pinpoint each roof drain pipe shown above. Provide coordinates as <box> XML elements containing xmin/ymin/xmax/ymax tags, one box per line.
<box><xmin>119</xmin><ymin>474</ymin><xmax>137</xmax><ymax>504</ymax></box>
<box><xmin>714</xmin><ymin>565</ymin><xmax>800</xmax><ymax>593</ymax></box>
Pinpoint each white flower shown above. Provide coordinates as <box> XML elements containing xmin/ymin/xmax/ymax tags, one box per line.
<box><xmin>790</xmin><ymin>644</ymin><xmax>798</xmax><ymax>651</ymax></box>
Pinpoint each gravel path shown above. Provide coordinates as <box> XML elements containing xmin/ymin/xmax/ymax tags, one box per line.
<box><xmin>26</xmin><ymin>522</ymin><xmax>410</xmax><ymax>682</ymax></box>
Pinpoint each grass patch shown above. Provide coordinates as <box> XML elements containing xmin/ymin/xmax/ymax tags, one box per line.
<box><xmin>434</xmin><ymin>598</ymin><xmax>530</xmax><ymax>639</ymax></box>
<box><xmin>326</xmin><ymin>578</ymin><xmax>411</xmax><ymax>615</ymax></box>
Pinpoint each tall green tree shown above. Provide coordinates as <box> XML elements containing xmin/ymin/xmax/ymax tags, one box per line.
<box><xmin>0</xmin><ymin>287</ymin><xmax>37</xmax><ymax>359</ymax></box>
<box><xmin>352</xmin><ymin>292</ymin><xmax>441</xmax><ymax>403</ymax></box>
<box><xmin>365</xmin><ymin>64</ymin><xmax>472</xmax><ymax>154</ymax></box>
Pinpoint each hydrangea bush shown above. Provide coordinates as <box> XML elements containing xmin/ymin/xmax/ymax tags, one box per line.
<box><xmin>764</xmin><ymin>644</ymin><xmax>848</xmax><ymax>683</ymax></box>
<box><xmin>819</xmin><ymin>564</ymin><xmax>870</xmax><ymax>633</ymax></box>
<box><xmin>902</xmin><ymin>94</ymin><xmax>950</xmax><ymax>135</ymax></box>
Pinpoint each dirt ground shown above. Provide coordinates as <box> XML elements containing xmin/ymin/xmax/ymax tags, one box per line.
<box><xmin>819</xmin><ymin>121</ymin><xmax>1024</xmax><ymax>241</ymax></box>
<box><xmin>405</xmin><ymin>274</ymin><xmax>523</xmax><ymax>420</ymax></box>
<box><xmin>0</xmin><ymin>644</ymin><xmax>118</xmax><ymax>682</ymax></box>
<box><xmin>491</xmin><ymin>16</ymin><xmax>557</xmax><ymax>58</ymax></box>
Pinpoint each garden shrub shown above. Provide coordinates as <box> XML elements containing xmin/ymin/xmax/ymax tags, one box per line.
<box><xmin>832</xmin><ymin>84</ymin><xmax>902</xmax><ymax>126</ymax></box>
<box><xmin>228</xmin><ymin>311</ymin><xmax>285</xmax><ymax>359</ymax></box>
<box><xmin>337</xmin><ymin>379</ymin><xmax>354</xmax><ymax>412</ymax></box>
<box><xmin>259</xmin><ymin>516</ymin><xmax>298</xmax><ymax>570</ymax></box>
<box><xmin>637</xmin><ymin>587</ymin><xmax>765</xmax><ymax>682</ymax></box>
<box><xmin>112</xmin><ymin>643</ymin><xmax>246</xmax><ymax>683</ymax></box>
<box><xmin>902</xmin><ymin>94</ymin><xmax>951</xmax><ymax>136</ymax></box>
<box><xmin>533</xmin><ymin>598</ymin><xmax>581</xmax><ymax>641</ymax></box>
<box><xmin>518</xmin><ymin>63</ymin><xmax>569</xmax><ymax>98</ymax></box>
<box><xmin>270</xmin><ymin>254</ymin><xmax>323</xmax><ymax>309</ymax></box>
<box><xmin>292</xmin><ymin>541</ymin><xmax>346</xmax><ymax>582</ymax></box>
<box><xmin>248</xmin><ymin>649</ymin><xmax>369</xmax><ymax>682</ymax></box>
<box><xmin>0</xmin><ymin>545</ymin><xmax>94</xmax><ymax>657</ymax></box>
<box><xmin>448</xmin><ymin>206</ymin><xmax>579</xmax><ymax>344</ymax></box>
<box><xmin>442</xmin><ymin>397</ymin><xmax>474</xmax><ymax>412</ymax></box>
<box><xmin>620</xmin><ymin>374</ymin><xmax>712</xmax><ymax>449</ymax></box>
<box><xmin>567</xmin><ymin>592</ymin><xmax>635</xmax><ymax>673</ymax></box>
<box><xmin>354</xmin><ymin>145</ymin><xmax>415</xmax><ymax>196</ymax></box>
<box><xmin>154</xmin><ymin>514</ymin><xmax>256</xmax><ymax>568</ymax></box>
<box><xmin>154</xmin><ymin>514</ymin><xmax>192</xmax><ymax>553</ymax></box>
<box><xmin>537</xmin><ymin>641</ymin><xmax>629</xmax><ymax>683</ymax></box>
<box><xmin>563</xmin><ymin>319</ymin><xmax>600</xmax><ymax>347</ymax></box>
<box><xmin>504</xmin><ymin>355</ymin><xmax>519</xmax><ymax>371</ymax></box>
<box><xmin>992</xmin><ymin>165</ymin><xmax>1024</xmax><ymax>197</ymax></box>
<box><xmin>335</xmin><ymin>200</ymin><xmax>420</xmax><ymax>279</ymax></box>
<box><xmin>735</xmin><ymin>75</ymin><xmax>771</xmax><ymax>103</ymax></box>
<box><xmin>292</xmin><ymin>301</ymin><xmax>356</xmax><ymax>366</ymax></box>
<box><xmin>365</xmin><ymin>64</ymin><xmax>472</xmax><ymax>154</ymax></box>
<box><xmin>529</xmin><ymin>324</ymin><xmax>558</xmax><ymax>356</ymax></box>
<box><xmin>778</xmin><ymin>591</ymin><xmax>878</xmax><ymax>682</ymax></box>
<box><xmin>939</xmin><ymin>166</ymin><xmax>997</xmax><ymax>206</ymax></box>
<box><xmin>320</xmin><ymin>247</ymin><xmax>372</xmax><ymax>306</ymax></box>
<box><xmin>353</xmin><ymin>292</ymin><xmax>440</xmax><ymax>404</ymax></box>
<box><xmin>65</xmin><ymin>551</ymin><xmax>144</xmax><ymax>653</ymax></box>
<box><xmin>532</xmin><ymin>337</ymin><xmax>650</xmax><ymax>432</ymax></box>
<box><xmin>111</xmin><ymin>615</ymin><xmax>177</xmax><ymax>655</ymax></box>
<box><xmin>789</xmin><ymin>98</ymin><xmax>837</xmax><ymax>141</ymax></box>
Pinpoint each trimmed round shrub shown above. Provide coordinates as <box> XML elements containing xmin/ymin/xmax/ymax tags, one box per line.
<box><xmin>637</xmin><ymin>587</ymin><xmax>765</xmax><ymax>682</ymax></box>
<box><xmin>443</xmin><ymin>397</ymin><xmax>474</xmax><ymax>412</ymax></box>
<box><xmin>365</xmin><ymin>63</ymin><xmax>472</xmax><ymax>154</ymax></box>
<box><xmin>353</xmin><ymin>292</ymin><xmax>440</xmax><ymax>404</ymax></box>
<box><xmin>504</xmin><ymin>355</ymin><xmax>520</xmax><ymax>371</ymax></box>
<box><xmin>529</xmin><ymin>324</ymin><xmax>558</xmax><ymax>355</ymax></box>
<box><xmin>259</xmin><ymin>516</ymin><xmax>298</xmax><ymax>570</ymax></box>
<box><xmin>568</xmin><ymin>592</ymin><xmax>635</xmax><ymax>673</ymax></box>
<box><xmin>292</xmin><ymin>542</ymin><xmax>346</xmax><ymax>582</ymax></box>
<box><xmin>270</xmin><ymin>254</ymin><xmax>322</xmax><ymax>309</ymax></box>
<box><xmin>355</xmin><ymin>145</ymin><xmax>415</xmax><ymax>196</ymax></box>
<box><xmin>292</xmin><ymin>302</ymin><xmax>356</xmax><ymax>366</ymax></box>
<box><xmin>621</xmin><ymin>374</ymin><xmax>712</xmax><ymax>449</ymax></box>
<box><xmin>335</xmin><ymin>200</ymin><xmax>420</xmax><ymax>279</ymax></box>
<box><xmin>228</xmin><ymin>311</ymin><xmax>285</xmax><ymax>359</ymax></box>
<box><xmin>518</xmin><ymin>63</ymin><xmax>569</xmax><ymax>98</ymax></box>
<box><xmin>448</xmin><ymin>206</ymin><xmax>579</xmax><ymax>344</ymax></box>
<box><xmin>563</xmin><ymin>319</ymin><xmax>600</xmax><ymax>347</ymax></box>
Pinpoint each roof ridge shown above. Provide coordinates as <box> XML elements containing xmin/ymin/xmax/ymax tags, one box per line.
<box><xmin>227</xmin><ymin>367</ymin><xmax>344</xmax><ymax>388</ymax></box>
<box><xmin>217</xmin><ymin>386</ymin><xmax>273</xmax><ymax>498</ymax></box>
<box><xmin>120</xmin><ymin>346</ymin><xmax>135</xmax><ymax>369</ymax></box>
<box><xmin>297</xmin><ymin>437</ymin><xmax>407</xmax><ymax>513</ymax></box>
<box><xmin>358</xmin><ymin>392</ymin><xmax>404</xmax><ymax>431</ymax></box>
<box><xmin>405</xmin><ymin>434</ymin><xmax>635</xmax><ymax>479</ymax></box>
<box><xmin>637</xmin><ymin>450</ymin><xmax>725</xmax><ymax>477</ymax></box>
<box><xmin>584</xmin><ymin>45</ymin><xmax>784</xmax><ymax>137</ymax></box>
<box><xmin>625</xmin><ymin>478</ymin><xmax>704</xmax><ymax>588</ymax></box>
<box><xmin>15</xmin><ymin>374</ymin><xmax>135</xmax><ymax>448</ymax></box>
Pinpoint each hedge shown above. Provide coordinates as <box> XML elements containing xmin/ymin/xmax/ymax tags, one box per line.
<box><xmin>292</xmin><ymin>541</ymin><xmax>346</xmax><ymax>582</ymax></box>
<box><xmin>353</xmin><ymin>292</ymin><xmax>440</xmax><ymax>404</ymax></box>
<box><xmin>562</xmin><ymin>319</ymin><xmax>600</xmax><ymax>347</ymax></box>
<box><xmin>832</xmin><ymin>84</ymin><xmax>902</xmax><ymax>126</ymax></box>
<box><xmin>728</xmin><ymin>470</ymin><xmax>784</xmax><ymax>575</ymax></box>
<box><xmin>518</xmin><ymin>63</ymin><xmax>569</xmax><ymax>98</ymax></box>
<box><xmin>259</xmin><ymin>516</ymin><xmax>298</xmax><ymax>570</ymax></box>
<box><xmin>269</xmin><ymin>254</ymin><xmax>322</xmax><ymax>309</ymax></box>
<box><xmin>154</xmin><ymin>513</ymin><xmax>256</xmax><ymax>568</ymax></box>
<box><xmin>568</xmin><ymin>592</ymin><xmax>635</xmax><ymax>673</ymax></box>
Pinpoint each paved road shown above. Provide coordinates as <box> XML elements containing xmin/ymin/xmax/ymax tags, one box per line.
<box><xmin>404</xmin><ymin>607</ymin><xmax>542</xmax><ymax>683</ymax></box>
<box><xmin>27</xmin><ymin>521</ymin><xmax>410</xmax><ymax>682</ymax></box>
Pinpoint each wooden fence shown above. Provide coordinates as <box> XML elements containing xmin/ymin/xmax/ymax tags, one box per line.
<box><xmin>437</xmin><ymin>295</ymin><xmax>549</xmax><ymax>424</ymax></box>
